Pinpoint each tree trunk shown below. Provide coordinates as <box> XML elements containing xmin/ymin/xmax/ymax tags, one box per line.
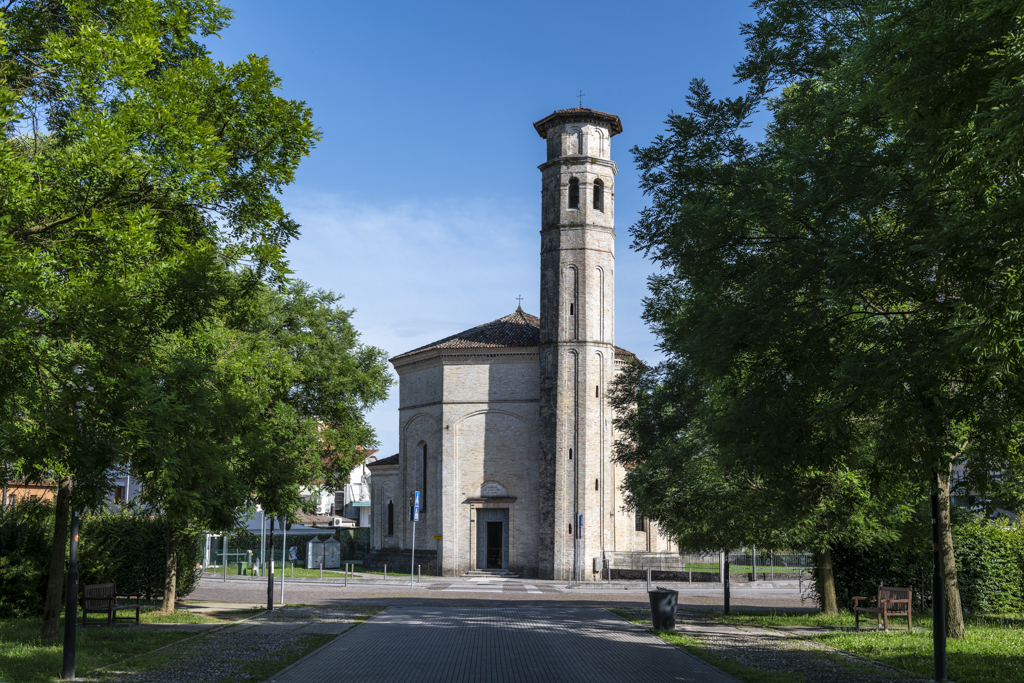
<box><xmin>160</xmin><ymin>522</ymin><xmax>178</xmax><ymax>613</ymax></box>
<box><xmin>816</xmin><ymin>548</ymin><xmax>838</xmax><ymax>615</ymax></box>
<box><xmin>41</xmin><ymin>476</ymin><xmax>72</xmax><ymax>639</ymax></box>
<box><xmin>936</xmin><ymin>467</ymin><xmax>965</xmax><ymax>638</ymax></box>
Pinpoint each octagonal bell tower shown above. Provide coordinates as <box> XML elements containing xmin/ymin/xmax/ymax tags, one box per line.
<box><xmin>534</xmin><ymin>108</ymin><xmax>621</xmax><ymax>581</ymax></box>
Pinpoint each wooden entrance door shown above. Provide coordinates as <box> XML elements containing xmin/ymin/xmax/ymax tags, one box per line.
<box><xmin>475</xmin><ymin>508</ymin><xmax>509</xmax><ymax>570</ymax></box>
<box><xmin>486</xmin><ymin>522</ymin><xmax>503</xmax><ymax>568</ymax></box>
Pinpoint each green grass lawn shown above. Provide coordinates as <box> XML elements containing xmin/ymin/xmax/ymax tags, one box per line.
<box><xmin>204</xmin><ymin>561</ymin><xmax>364</xmax><ymax>579</ymax></box>
<box><xmin>0</xmin><ymin>604</ymin><xmax>261</xmax><ymax>683</ymax></box>
<box><xmin>715</xmin><ymin>610</ymin><xmax>1024</xmax><ymax>683</ymax></box>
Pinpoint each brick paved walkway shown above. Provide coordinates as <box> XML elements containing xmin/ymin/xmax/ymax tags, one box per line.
<box><xmin>265</xmin><ymin>606</ymin><xmax>739</xmax><ymax>683</ymax></box>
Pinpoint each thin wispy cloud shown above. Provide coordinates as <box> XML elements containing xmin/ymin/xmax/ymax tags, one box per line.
<box><xmin>284</xmin><ymin>190</ymin><xmax>542</xmax><ymax>453</ymax></box>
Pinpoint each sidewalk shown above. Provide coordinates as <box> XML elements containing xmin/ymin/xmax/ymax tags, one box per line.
<box><xmin>264</xmin><ymin>606</ymin><xmax>741</xmax><ymax>683</ymax></box>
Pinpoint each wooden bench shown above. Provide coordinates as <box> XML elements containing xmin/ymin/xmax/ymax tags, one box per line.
<box><xmin>80</xmin><ymin>582</ymin><xmax>141</xmax><ymax>627</ymax></box>
<box><xmin>852</xmin><ymin>583</ymin><xmax>913</xmax><ymax>631</ymax></box>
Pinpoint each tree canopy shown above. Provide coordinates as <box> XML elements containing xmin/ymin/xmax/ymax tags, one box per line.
<box><xmin>619</xmin><ymin>0</ymin><xmax>1024</xmax><ymax>630</ymax></box>
<box><xmin>0</xmin><ymin>0</ymin><xmax>391</xmax><ymax>626</ymax></box>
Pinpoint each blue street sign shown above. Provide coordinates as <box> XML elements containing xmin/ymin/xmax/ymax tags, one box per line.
<box><xmin>413</xmin><ymin>491</ymin><xmax>420</xmax><ymax>522</ymax></box>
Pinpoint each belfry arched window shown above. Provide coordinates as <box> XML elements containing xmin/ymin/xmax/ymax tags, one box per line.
<box><xmin>568</xmin><ymin>178</ymin><xmax>580</xmax><ymax>209</ymax></box>
<box><xmin>576</xmin><ymin>130</ymin><xmax>583</xmax><ymax>154</ymax></box>
<box><xmin>593</xmin><ymin>178</ymin><xmax>604</xmax><ymax>211</ymax></box>
<box><xmin>387</xmin><ymin>500</ymin><xmax>394</xmax><ymax>536</ymax></box>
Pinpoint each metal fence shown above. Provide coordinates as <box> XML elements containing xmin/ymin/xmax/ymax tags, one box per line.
<box><xmin>727</xmin><ymin>551</ymin><xmax>814</xmax><ymax>570</ymax></box>
<box><xmin>605</xmin><ymin>550</ymin><xmax>814</xmax><ymax>572</ymax></box>
<box><xmin>605</xmin><ymin>552</ymin><xmax>720</xmax><ymax>571</ymax></box>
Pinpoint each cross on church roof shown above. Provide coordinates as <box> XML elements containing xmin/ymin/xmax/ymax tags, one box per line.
<box><xmin>578</xmin><ymin>90</ymin><xmax>585</xmax><ymax>108</ymax></box>
<box><xmin>516</xmin><ymin>295</ymin><xmax>524</xmax><ymax>307</ymax></box>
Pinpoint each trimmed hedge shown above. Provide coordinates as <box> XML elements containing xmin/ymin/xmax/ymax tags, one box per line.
<box><xmin>0</xmin><ymin>500</ymin><xmax>203</xmax><ymax>617</ymax></box>
<box><xmin>79</xmin><ymin>504</ymin><xmax>203</xmax><ymax>600</ymax></box>
<box><xmin>822</xmin><ymin>515</ymin><xmax>1024</xmax><ymax>614</ymax></box>
<box><xmin>0</xmin><ymin>499</ymin><xmax>55</xmax><ymax>618</ymax></box>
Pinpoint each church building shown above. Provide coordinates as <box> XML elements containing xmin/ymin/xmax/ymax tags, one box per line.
<box><xmin>366</xmin><ymin>108</ymin><xmax>676</xmax><ymax>581</ymax></box>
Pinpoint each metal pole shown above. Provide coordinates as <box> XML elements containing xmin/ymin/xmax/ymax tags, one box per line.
<box><xmin>61</xmin><ymin>510</ymin><xmax>80</xmax><ymax>680</ymax></box>
<box><xmin>266</xmin><ymin>520</ymin><xmax>274</xmax><ymax>611</ymax></box>
<box><xmin>345</xmin><ymin>563</ymin><xmax>348</xmax><ymax>588</ymax></box>
<box><xmin>753</xmin><ymin>545</ymin><xmax>757</xmax><ymax>582</ymax></box>
<box><xmin>410</xmin><ymin>519</ymin><xmax>416</xmax><ymax>590</ymax></box>
<box><xmin>724</xmin><ymin>555</ymin><xmax>731</xmax><ymax>615</ymax></box>
<box><xmin>384</xmin><ymin>564</ymin><xmax>387</xmax><ymax>582</ymax></box>
<box><xmin>418</xmin><ymin>565</ymin><xmax>421</xmax><ymax>583</ymax></box>
<box><xmin>280</xmin><ymin>517</ymin><xmax>286</xmax><ymax>605</ymax></box>
<box><xmin>223</xmin><ymin>535</ymin><xmax>227</xmax><ymax>582</ymax></box>
<box><xmin>646</xmin><ymin>567</ymin><xmax>651</xmax><ymax>592</ymax></box>
<box><xmin>932</xmin><ymin>491</ymin><xmax>947</xmax><ymax>681</ymax></box>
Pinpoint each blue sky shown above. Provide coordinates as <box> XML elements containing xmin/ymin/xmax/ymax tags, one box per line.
<box><xmin>209</xmin><ymin>0</ymin><xmax>764</xmax><ymax>456</ymax></box>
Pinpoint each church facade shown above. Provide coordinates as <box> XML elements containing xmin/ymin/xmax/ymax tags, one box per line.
<box><xmin>366</xmin><ymin>108</ymin><xmax>676</xmax><ymax>580</ymax></box>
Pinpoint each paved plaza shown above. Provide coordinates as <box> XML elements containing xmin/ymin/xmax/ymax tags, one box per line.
<box><xmin>265</xmin><ymin>605</ymin><xmax>740</xmax><ymax>683</ymax></box>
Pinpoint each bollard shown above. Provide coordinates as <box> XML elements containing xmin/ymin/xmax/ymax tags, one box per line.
<box><xmin>688</xmin><ymin>565</ymin><xmax>692</xmax><ymax>583</ymax></box>
<box><xmin>345</xmin><ymin>563</ymin><xmax>348</xmax><ymax>588</ymax></box>
<box><xmin>418</xmin><ymin>565</ymin><xmax>421</xmax><ymax>583</ymax></box>
<box><xmin>647</xmin><ymin>568</ymin><xmax>652</xmax><ymax>592</ymax></box>
<box><xmin>384</xmin><ymin>564</ymin><xmax>387</xmax><ymax>582</ymax></box>
<box><xmin>319</xmin><ymin>558</ymin><xmax>323</xmax><ymax>579</ymax></box>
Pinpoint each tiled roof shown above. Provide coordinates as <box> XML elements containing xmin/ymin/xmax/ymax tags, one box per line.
<box><xmin>391</xmin><ymin>308</ymin><xmax>638</xmax><ymax>363</ymax></box>
<box><xmin>367</xmin><ymin>453</ymin><xmax>399</xmax><ymax>468</ymax></box>
<box><xmin>391</xmin><ymin>308</ymin><xmax>541</xmax><ymax>361</ymax></box>
<box><xmin>533</xmin><ymin>107</ymin><xmax>623</xmax><ymax>138</ymax></box>
<box><xmin>614</xmin><ymin>346</ymin><xmax>638</xmax><ymax>360</ymax></box>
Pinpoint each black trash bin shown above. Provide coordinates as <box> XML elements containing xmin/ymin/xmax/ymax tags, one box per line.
<box><xmin>648</xmin><ymin>588</ymin><xmax>679</xmax><ymax>631</ymax></box>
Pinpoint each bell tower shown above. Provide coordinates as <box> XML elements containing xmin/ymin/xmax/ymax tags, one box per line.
<box><xmin>534</xmin><ymin>108</ymin><xmax>621</xmax><ymax>581</ymax></box>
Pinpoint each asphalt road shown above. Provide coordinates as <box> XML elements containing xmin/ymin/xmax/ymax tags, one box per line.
<box><xmin>189</xmin><ymin>577</ymin><xmax>815</xmax><ymax>612</ymax></box>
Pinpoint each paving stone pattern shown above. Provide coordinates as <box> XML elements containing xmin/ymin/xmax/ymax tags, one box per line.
<box><xmin>267</xmin><ymin>606</ymin><xmax>739</xmax><ymax>683</ymax></box>
<box><xmin>95</xmin><ymin>607</ymin><xmax>361</xmax><ymax>683</ymax></box>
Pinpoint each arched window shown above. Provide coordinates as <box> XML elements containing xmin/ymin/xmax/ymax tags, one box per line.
<box><xmin>593</xmin><ymin>178</ymin><xmax>604</xmax><ymax>211</ymax></box>
<box><xmin>421</xmin><ymin>444</ymin><xmax>428</xmax><ymax>513</ymax></box>
<box><xmin>576</xmin><ymin>130</ymin><xmax>583</xmax><ymax>154</ymax></box>
<box><xmin>568</xmin><ymin>178</ymin><xmax>580</xmax><ymax>209</ymax></box>
<box><xmin>387</xmin><ymin>500</ymin><xmax>394</xmax><ymax>536</ymax></box>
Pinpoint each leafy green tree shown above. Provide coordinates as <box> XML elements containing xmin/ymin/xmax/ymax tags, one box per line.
<box><xmin>129</xmin><ymin>281</ymin><xmax>391</xmax><ymax>611</ymax></box>
<box><xmin>0</xmin><ymin>0</ymin><xmax>318</xmax><ymax>636</ymax></box>
<box><xmin>625</xmin><ymin>0</ymin><xmax>1024</xmax><ymax>634</ymax></box>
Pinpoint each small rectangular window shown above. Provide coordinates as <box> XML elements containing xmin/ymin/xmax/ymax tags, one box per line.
<box><xmin>635</xmin><ymin>514</ymin><xmax>645</xmax><ymax>532</ymax></box>
<box><xmin>114</xmin><ymin>486</ymin><xmax>126</xmax><ymax>502</ymax></box>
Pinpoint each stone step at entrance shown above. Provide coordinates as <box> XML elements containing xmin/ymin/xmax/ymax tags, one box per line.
<box><xmin>463</xmin><ymin>570</ymin><xmax>520</xmax><ymax>579</ymax></box>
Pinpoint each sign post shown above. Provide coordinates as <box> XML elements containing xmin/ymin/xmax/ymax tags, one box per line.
<box><xmin>411</xmin><ymin>491</ymin><xmax>419</xmax><ymax>589</ymax></box>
